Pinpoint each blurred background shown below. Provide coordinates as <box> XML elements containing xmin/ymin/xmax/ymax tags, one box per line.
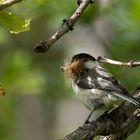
<box><xmin>0</xmin><ymin>0</ymin><xmax>140</xmax><ymax>140</ymax></box>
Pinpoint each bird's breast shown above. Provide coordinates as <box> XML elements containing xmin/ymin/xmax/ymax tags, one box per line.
<box><xmin>72</xmin><ymin>81</ymin><xmax>121</xmax><ymax>111</ymax></box>
<box><xmin>72</xmin><ymin>82</ymin><xmax>106</xmax><ymax>110</ymax></box>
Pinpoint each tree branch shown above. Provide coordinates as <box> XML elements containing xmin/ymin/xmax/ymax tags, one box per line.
<box><xmin>0</xmin><ymin>0</ymin><xmax>23</xmax><ymax>11</ymax></box>
<box><xmin>60</xmin><ymin>87</ymin><xmax>140</xmax><ymax>140</ymax></box>
<box><xmin>97</xmin><ymin>56</ymin><xmax>140</xmax><ymax>68</ymax></box>
<box><xmin>34</xmin><ymin>0</ymin><xmax>95</xmax><ymax>53</ymax></box>
<box><xmin>102</xmin><ymin>109</ymin><xmax>140</xmax><ymax>140</ymax></box>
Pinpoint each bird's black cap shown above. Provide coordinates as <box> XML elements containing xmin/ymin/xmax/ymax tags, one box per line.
<box><xmin>71</xmin><ymin>53</ymin><xmax>96</xmax><ymax>62</ymax></box>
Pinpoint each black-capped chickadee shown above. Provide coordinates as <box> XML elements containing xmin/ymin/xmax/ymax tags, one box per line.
<box><xmin>62</xmin><ymin>53</ymin><xmax>140</xmax><ymax>123</ymax></box>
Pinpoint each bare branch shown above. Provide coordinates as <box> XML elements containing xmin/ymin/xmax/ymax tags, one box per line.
<box><xmin>34</xmin><ymin>0</ymin><xmax>95</xmax><ymax>53</ymax></box>
<box><xmin>0</xmin><ymin>0</ymin><xmax>23</xmax><ymax>10</ymax></box>
<box><xmin>97</xmin><ymin>56</ymin><xmax>140</xmax><ymax>68</ymax></box>
<box><xmin>60</xmin><ymin>87</ymin><xmax>140</xmax><ymax>140</ymax></box>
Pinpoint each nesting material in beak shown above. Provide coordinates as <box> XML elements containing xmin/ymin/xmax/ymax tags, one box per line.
<box><xmin>61</xmin><ymin>60</ymin><xmax>85</xmax><ymax>79</ymax></box>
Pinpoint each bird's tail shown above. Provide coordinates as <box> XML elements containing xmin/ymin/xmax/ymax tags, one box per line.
<box><xmin>112</xmin><ymin>92</ymin><xmax>140</xmax><ymax>108</ymax></box>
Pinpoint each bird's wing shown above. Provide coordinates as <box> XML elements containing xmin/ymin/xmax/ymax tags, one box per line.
<box><xmin>76</xmin><ymin>67</ymin><xmax>140</xmax><ymax>107</ymax></box>
<box><xmin>77</xmin><ymin>73</ymin><xmax>122</xmax><ymax>92</ymax></box>
<box><xmin>77</xmin><ymin>67</ymin><xmax>122</xmax><ymax>92</ymax></box>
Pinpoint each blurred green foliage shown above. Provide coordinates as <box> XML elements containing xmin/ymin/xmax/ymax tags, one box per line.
<box><xmin>0</xmin><ymin>11</ymin><xmax>30</xmax><ymax>34</ymax></box>
<box><xmin>105</xmin><ymin>0</ymin><xmax>140</xmax><ymax>91</ymax></box>
<box><xmin>105</xmin><ymin>1</ymin><xmax>140</xmax><ymax>139</ymax></box>
<box><xmin>0</xmin><ymin>0</ymin><xmax>140</xmax><ymax>140</ymax></box>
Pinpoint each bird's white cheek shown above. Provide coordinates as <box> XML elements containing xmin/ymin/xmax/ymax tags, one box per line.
<box><xmin>85</xmin><ymin>61</ymin><xmax>100</xmax><ymax>69</ymax></box>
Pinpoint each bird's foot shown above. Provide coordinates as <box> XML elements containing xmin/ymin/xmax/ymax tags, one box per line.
<box><xmin>84</xmin><ymin>108</ymin><xmax>95</xmax><ymax>124</ymax></box>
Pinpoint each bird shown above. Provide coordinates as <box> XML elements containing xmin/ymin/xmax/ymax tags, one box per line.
<box><xmin>61</xmin><ymin>53</ymin><xmax>140</xmax><ymax>123</ymax></box>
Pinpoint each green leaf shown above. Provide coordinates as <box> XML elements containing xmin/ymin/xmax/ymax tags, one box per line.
<box><xmin>0</xmin><ymin>11</ymin><xmax>31</xmax><ymax>34</ymax></box>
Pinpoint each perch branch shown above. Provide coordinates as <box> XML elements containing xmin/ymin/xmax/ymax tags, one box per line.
<box><xmin>60</xmin><ymin>87</ymin><xmax>140</xmax><ymax>140</ymax></box>
<box><xmin>102</xmin><ymin>109</ymin><xmax>140</xmax><ymax>140</ymax></box>
<box><xmin>97</xmin><ymin>56</ymin><xmax>140</xmax><ymax>68</ymax></box>
<box><xmin>34</xmin><ymin>0</ymin><xmax>95</xmax><ymax>53</ymax></box>
<box><xmin>0</xmin><ymin>0</ymin><xmax>23</xmax><ymax>10</ymax></box>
